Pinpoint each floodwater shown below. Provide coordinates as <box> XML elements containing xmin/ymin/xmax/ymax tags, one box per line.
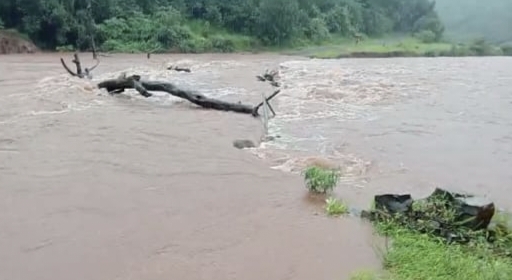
<box><xmin>0</xmin><ymin>53</ymin><xmax>511</xmax><ymax>280</ymax></box>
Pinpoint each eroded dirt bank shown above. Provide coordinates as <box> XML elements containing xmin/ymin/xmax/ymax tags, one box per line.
<box><xmin>0</xmin><ymin>30</ymin><xmax>38</xmax><ymax>54</ymax></box>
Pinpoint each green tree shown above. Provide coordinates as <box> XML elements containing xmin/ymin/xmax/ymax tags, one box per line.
<box><xmin>255</xmin><ymin>0</ymin><xmax>301</xmax><ymax>45</ymax></box>
<box><xmin>0</xmin><ymin>0</ymin><xmax>446</xmax><ymax>51</ymax></box>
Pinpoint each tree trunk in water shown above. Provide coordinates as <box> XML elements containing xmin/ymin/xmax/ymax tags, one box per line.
<box><xmin>97</xmin><ymin>74</ymin><xmax>281</xmax><ymax>117</ymax></box>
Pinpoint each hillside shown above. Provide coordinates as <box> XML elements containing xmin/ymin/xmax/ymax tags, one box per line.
<box><xmin>436</xmin><ymin>0</ymin><xmax>512</xmax><ymax>44</ymax></box>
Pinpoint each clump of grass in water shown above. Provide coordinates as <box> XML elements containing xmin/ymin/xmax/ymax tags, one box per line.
<box><xmin>325</xmin><ymin>197</ymin><xmax>349</xmax><ymax>216</ymax></box>
<box><xmin>368</xmin><ymin>197</ymin><xmax>512</xmax><ymax>280</ymax></box>
<box><xmin>349</xmin><ymin>269</ymin><xmax>381</xmax><ymax>280</ymax></box>
<box><xmin>302</xmin><ymin>166</ymin><xmax>339</xmax><ymax>194</ymax></box>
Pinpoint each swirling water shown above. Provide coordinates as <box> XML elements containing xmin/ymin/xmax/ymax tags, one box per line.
<box><xmin>1</xmin><ymin>53</ymin><xmax>511</xmax><ymax>280</ymax></box>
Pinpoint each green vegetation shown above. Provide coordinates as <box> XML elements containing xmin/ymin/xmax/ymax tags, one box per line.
<box><xmin>325</xmin><ymin>197</ymin><xmax>349</xmax><ymax>216</ymax></box>
<box><xmin>371</xmin><ymin>216</ymin><xmax>512</xmax><ymax>280</ymax></box>
<box><xmin>288</xmin><ymin>36</ymin><xmax>512</xmax><ymax>59</ymax></box>
<box><xmin>357</xmin><ymin>194</ymin><xmax>512</xmax><ymax>280</ymax></box>
<box><xmin>349</xmin><ymin>269</ymin><xmax>381</xmax><ymax>280</ymax></box>
<box><xmin>287</xmin><ymin>37</ymin><xmax>451</xmax><ymax>58</ymax></box>
<box><xmin>302</xmin><ymin>166</ymin><xmax>339</xmax><ymax>194</ymax></box>
<box><xmin>0</xmin><ymin>0</ymin><xmax>445</xmax><ymax>53</ymax></box>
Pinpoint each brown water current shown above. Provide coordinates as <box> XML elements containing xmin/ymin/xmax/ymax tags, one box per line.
<box><xmin>1</xmin><ymin>53</ymin><xmax>512</xmax><ymax>280</ymax></box>
<box><xmin>0</xmin><ymin>53</ymin><xmax>382</xmax><ymax>280</ymax></box>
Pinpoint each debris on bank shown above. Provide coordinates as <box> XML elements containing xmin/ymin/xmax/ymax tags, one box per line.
<box><xmin>361</xmin><ymin>188</ymin><xmax>511</xmax><ymax>256</ymax></box>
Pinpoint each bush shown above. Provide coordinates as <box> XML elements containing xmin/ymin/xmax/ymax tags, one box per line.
<box><xmin>302</xmin><ymin>166</ymin><xmax>339</xmax><ymax>194</ymax></box>
<box><xmin>469</xmin><ymin>38</ymin><xmax>498</xmax><ymax>56</ymax></box>
<box><xmin>304</xmin><ymin>17</ymin><xmax>331</xmax><ymax>43</ymax></box>
<box><xmin>325</xmin><ymin>197</ymin><xmax>348</xmax><ymax>216</ymax></box>
<box><xmin>56</xmin><ymin>45</ymin><xmax>75</xmax><ymax>52</ymax></box>
<box><xmin>439</xmin><ymin>44</ymin><xmax>472</xmax><ymax>57</ymax></box>
<box><xmin>414</xmin><ymin>30</ymin><xmax>437</xmax><ymax>43</ymax></box>
<box><xmin>210</xmin><ymin>35</ymin><xmax>235</xmax><ymax>52</ymax></box>
<box><xmin>501</xmin><ymin>45</ymin><xmax>512</xmax><ymax>56</ymax></box>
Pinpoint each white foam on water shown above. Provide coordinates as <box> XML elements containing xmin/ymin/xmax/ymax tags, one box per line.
<box><xmin>250</xmin><ymin>59</ymin><xmax>402</xmax><ymax>180</ymax></box>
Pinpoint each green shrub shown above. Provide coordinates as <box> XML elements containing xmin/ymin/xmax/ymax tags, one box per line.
<box><xmin>469</xmin><ymin>38</ymin><xmax>494</xmax><ymax>56</ymax></box>
<box><xmin>325</xmin><ymin>197</ymin><xmax>348</xmax><ymax>216</ymax></box>
<box><xmin>56</xmin><ymin>45</ymin><xmax>75</xmax><ymax>52</ymax></box>
<box><xmin>414</xmin><ymin>30</ymin><xmax>437</xmax><ymax>43</ymax></box>
<box><xmin>210</xmin><ymin>35</ymin><xmax>236</xmax><ymax>52</ymax></box>
<box><xmin>500</xmin><ymin>45</ymin><xmax>512</xmax><ymax>56</ymax></box>
<box><xmin>302</xmin><ymin>166</ymin><xmax>339</xmax><ymax>194</ymax></box>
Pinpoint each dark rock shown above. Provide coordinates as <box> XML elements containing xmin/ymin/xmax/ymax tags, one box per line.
<box><xmin>233</xmin><ymin>139</ymin><xmax>256</xmax><ymax>149</ymax></box>
<box><xmin>455</xmin><ymin>195</ymin><xmax>495</xmax><ymax>230</ymax></box>
<box><xmin>363</xmin><ymin>187</ymin><xmax>497</xmax><ymax>243</ymax></box>
<box><xmin>426</xmin><ymin>188</ymin><xmax>495</xmax><ymax>230</ymax></box>
<box><xmin>375</xmin><ymin>194</ymin><xmax>414</xmax><ymax>215</ymax></box>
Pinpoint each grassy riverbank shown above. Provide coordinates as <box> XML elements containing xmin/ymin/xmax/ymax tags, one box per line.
<box><xmin>354</xmin><ymin>213</ymin><xmax>512</xmax><ymax>280</ymax></box>
<box><xmin>3</xmin><ymin>23</ymin><xmax>511</xmax><ymax>58</ymax></box>
<box><xmin>285</xmin><ymin>36</ymin><xmax>512</xmax><ymax>58</ymax></box>
<box><xmin>57</xmin><ymin>32</ymin><xmax>512</xmax><ymax>59</ymax></box>
<box><xmin>304</xmin><ymin>165</ymin><xmax>512</xmax><ymax>280</ymax></box>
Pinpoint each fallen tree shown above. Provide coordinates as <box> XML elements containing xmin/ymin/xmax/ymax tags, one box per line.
<box><xmin>60</xmin><ymin>53</ymin><xmax>99</xmax><ymax>79</ymax></box>
<box><xmin>256</xmin><ymin>69</ymin><xmax>280</xmax><ymax>87</ymax></box>
<box><xmin>167</xmin><ymin>65</ymin><xmax>191</xmax><ymax>73</ymax></box>
<box><xmin>97</xmin><ymin>73</ymin><xmax>281</xmax><ymax>117</ymax></box>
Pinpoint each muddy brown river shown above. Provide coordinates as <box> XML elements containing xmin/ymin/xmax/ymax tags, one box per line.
<box><xmin>1</xmin><ymin>53</ymin><xmax>511</xmax><ymax>280</ymax></box>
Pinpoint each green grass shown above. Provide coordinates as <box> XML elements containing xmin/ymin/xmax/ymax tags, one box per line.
<box><xmin>283</xmin><ymin>34</ymin><xmax>512</xmax><ymax>58</ymax></box>
<box><xmin>286</xmin><ymin>36</ymin><xmax>453</xmax><ymax>58</ymax></box>
<box><xmin>325</xmin><ymin>197</ymin><xmax>349</xmax><ymax>216</ymax></box>
<box><xmin>302</xmin><ymin>166</ymin><xmax>339</xmax><ymax>194</ymax></box>
<box><xmin>185</xmin><ymin>20</ymin><xmax>260</xmax><ymax>52</ymax></box>
<box><xmin>356</xmin><ymin>197</ymin><xmax>512</xmax><ymax>280</ymax></box>
<box><xmin>0</xmin><ymin>28</ymin><xmax>31</xmax><ymax>41</ymax></box>
<box><xmin>376</xmin><ymin>227</ymin><xmax>512</xmax><ymax>280</ymax></box>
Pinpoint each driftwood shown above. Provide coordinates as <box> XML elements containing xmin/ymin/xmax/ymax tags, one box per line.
<box><xmin>254</xmin><ymin>69</ymin><xmax>281</xmax><ymax>117</ymax></box>
<box><xmin>97</xmin><ymin>74</ymin><xmax>281</xmax><ymax>117</ymax></box>
<box><xmin>60</xmin><ymin>53</ymin><xmax>99</xmax><ymax>79</ymax></box>
<box><xmin>60</xmin><ymin>1</ymin><xmax>100</xmax><ymax>77</ymax></box>
<box><xmin>167</xmin><ymin>65</ymin><xmax>191</xmax><ymax>73</ymax></box>
<box><xmin>256</xmin><ymin>69</ymin><xmax>280</xmax><ymax>87</ymax></box>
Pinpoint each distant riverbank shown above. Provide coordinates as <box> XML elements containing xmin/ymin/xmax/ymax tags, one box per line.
<box><xmin>2</xmin><ymin>28</ymin><xmax>511</xmax><ymax>59</ymax></box>
<box><xmin>284</xmin><ymin>37</ymin><xmax>512</xmax><ymax>59</ymax></box>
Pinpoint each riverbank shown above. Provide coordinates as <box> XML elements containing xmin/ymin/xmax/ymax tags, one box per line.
<box><xmin>350</xmin><ymin>199</ymin><xmax>512</xmax><ymax>280</ymax></box>
<box><xmin>3</xmin><ymin>26</ymin><xmax>511</xmax><ymax>59</ymax></box>
<box><xmin>284</xmin><ymin>37</ymin><xmax>512</xmax><ymax>59</ymax></box>
<box><xmin>0</xmin><ymin>29</ymin><xmax>38</xmax><ymax>54</ymax></box>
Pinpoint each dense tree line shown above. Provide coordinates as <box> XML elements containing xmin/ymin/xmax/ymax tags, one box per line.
<box><xmin>0</xmin><ymin>0</ymin><xmax>444</xmax><ymax>52</ymax></box>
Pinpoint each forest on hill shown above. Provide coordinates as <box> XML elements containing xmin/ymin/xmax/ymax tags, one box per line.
<box><xmin>0</xmin><ymin>0</ymin><xmax>444</xmax><ymax>53</ymax></box>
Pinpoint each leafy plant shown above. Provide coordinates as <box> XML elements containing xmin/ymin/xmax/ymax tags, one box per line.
<box><xmin>349</xmin><ymin>269</ymin><xmax>381</xmax><ymax>280</ymax></box>
<box><xmin>325</xmin><ymin>197</ymin><xmax>349</xmax><ymax>216</ymax></box>
<box><xmin>302</xmin><ymin>166</ymin><xmax>339</xmax><ymax>194</ymax></box>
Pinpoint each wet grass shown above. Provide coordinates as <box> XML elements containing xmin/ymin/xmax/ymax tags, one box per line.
<box><xmin>302</xmin><ymin>166</ymin><xmax>339</xmax><ymax>194</ymax></box>
<box><xmin>285</xmin><ymin>37</ymin><xmax>452</xmax><ymax>59</ymax></box>
<box><xmin>352</xmin><ymin>200</ymin><xmax>512</xmax><ymax>280</ymax></box>
<box><xmin>325</xmin><ymin>197</ymin><xmax>349</xmax><ymax>216</ymax></box>
<box><xmin>285</xmin><ymin>35</ymin><xmax>512</xmax><ymax>58</ymax></box>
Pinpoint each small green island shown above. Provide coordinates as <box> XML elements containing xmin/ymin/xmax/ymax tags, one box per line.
<box><xmin>1</xmin><ymin>0</ymin><xmax>511</xmax><ymax>57</ymax></box>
